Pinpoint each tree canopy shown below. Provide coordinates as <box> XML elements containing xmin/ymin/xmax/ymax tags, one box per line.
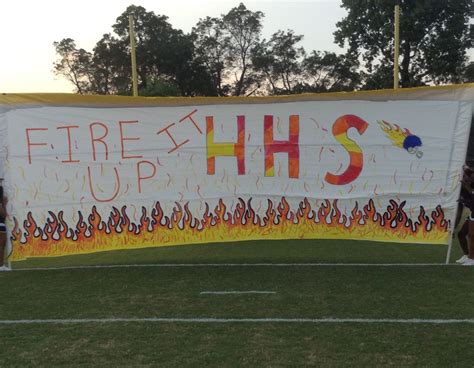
<box><xmin>54</xmin><ymin>1</ymin><xmax>473</xmax><ymax>96</ymax></box>
<box><xmin>334</xmin><ymin>0</ymin><xmax>471</xmax><ymax>88</ymax></box>
<box><xmin>54</xmin><ymin>5</ymin><xmax>215</xmax><ymax>96</ymax></box>
<box><xmin>192</xmin><ymin>3</ymin><xmax>264</xmax><ymax>96</ymax></box>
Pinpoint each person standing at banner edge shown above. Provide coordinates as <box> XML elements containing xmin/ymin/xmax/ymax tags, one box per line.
<box><xmin>456</xmin><ymin>166</ymin><xmax>472</xmax><ymax>263</ymax></box>
<box><xmin>0</xmin><ymin>179</ymin><xmax>9</xmax><ymax>271</ymax></box>
<box><xmin>459</xmin><ymin>166</ymin><xmax>474</xmax><ymax>266</ymax></box>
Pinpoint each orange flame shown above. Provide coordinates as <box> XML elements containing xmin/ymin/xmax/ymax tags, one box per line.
<box><xmin>10</xmin><ymin>197</ymin><xmax>450</xmax><ymax>260</ymax></box>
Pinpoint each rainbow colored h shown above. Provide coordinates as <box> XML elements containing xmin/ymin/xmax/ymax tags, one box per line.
<box><xmin>206</xmin><ymin>116</ymin><xmax>245</xmax><ymax>175</ymax></box>
<box><xmin>264</xmin><ymin>115</ymin><xmax>299</xmax><ymax>178</ymax></box>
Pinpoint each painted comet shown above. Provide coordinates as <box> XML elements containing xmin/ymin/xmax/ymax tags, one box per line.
<box><xmin>378</xmin><ymin>120</ymin><xmax>423</xmax><ymax>158</ymax></box>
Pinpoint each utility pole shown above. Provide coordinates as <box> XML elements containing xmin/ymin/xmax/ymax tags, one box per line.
<box><xmin>129</xmin><ymin>15</ymin><xmax>139</xmax><ymax>97</ymax></box>
<box><xmin>393</xmin><ymin>1</ymin><xmax>400</xmax><ymax>89</ymax></box>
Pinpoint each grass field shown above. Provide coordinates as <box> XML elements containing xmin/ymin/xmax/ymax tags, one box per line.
<box><xmin>1</xmin><ymin>238</ymin><xmax>473</xmax><ymax>367</ymax></box>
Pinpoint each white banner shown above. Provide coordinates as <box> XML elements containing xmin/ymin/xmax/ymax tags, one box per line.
<box><xmin>0</xmin><ymin>86</ymin><xmax>471</xmax><ymax>259</ymax></box>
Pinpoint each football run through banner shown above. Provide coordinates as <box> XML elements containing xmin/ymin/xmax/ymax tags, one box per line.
<box><xmin>0</xmin><ymin>86</ymin><xmax>472</xmax><ymax>260</ymax></box>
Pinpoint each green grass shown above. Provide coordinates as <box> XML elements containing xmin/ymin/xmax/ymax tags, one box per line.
<box><xmin>2</xmin><ymin>324</ymin><xmax>472</xmax><ymax>367</ymax></box>
<box><xmin>11</xmin><ymin>238</ymin><xmax>463</xmax><ymax>268</ymax></box>
<box><xmin>1</xmin><ymin>238</ymin><xmax>473</xmax><ymax>367</ymax></box>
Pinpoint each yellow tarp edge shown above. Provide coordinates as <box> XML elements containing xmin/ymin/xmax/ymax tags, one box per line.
<box><xmin>1</xmin><ymin>83</ymin><xmax>474</xmax><ymax>106</ymax></box>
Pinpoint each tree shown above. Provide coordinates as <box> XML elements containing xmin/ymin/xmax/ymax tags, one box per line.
<box><xmin>192</xmin><ymin>3</ymin><xmax>264</xmax><ymax>96</ymax></box>
<box><xmin>54</xmin><ymin>34</ymin><xmax>131</xmax><ymax>95</ymax></box>
<box><xmin>54</xmin><ymin>5</ymin><xmax>213</xmax><ymax>96</ymax></box>
<box><xmin>334</xmin><ymin>0</ymin><xmax>471</xmax><ymax>88</ymax></box>
<box><xmin>139</xmin><ymin>77</ymin><xmax>180</xmax><ymax>96</ymax></box>
<box><xmin>192</xmin><ymin>17</ymin><xmax>231</xmax><ymax>96</ymax></box>
<box><xmin>111</xmin><ymin>5</ymin><xmax>208</xmax><ymax>95</ymax></box>
<box><xmin>252</xmin><ymin>30</ymin><xmax>306</xmax><ymax>95</ymax></box>
<box><xmin>463</xmin><ymin>62</ymin><xmax>474</xmax><ymax>83</ymax></box>
<box><xmin>90</xmin><ymin>33</ymin><xmax>129</xmax><ymax>94</ymax></box>
<box><xmin>297</xmin><ymin>51</ymin><xmax>361</xmax><ymax>92</ymax></box>
<box><xmin>222</xmin><ymin>3</ymin><xmax>264</xmax><ymax>96</ymax></box>
<box><xmin>53</xmin><ymin>38</ymin><xmax>93</xmax><ymax>94</ymax></box>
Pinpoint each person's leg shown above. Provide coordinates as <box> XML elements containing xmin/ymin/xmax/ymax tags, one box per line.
<box><xmin>467</xmin><ymin>219</ymin><xmax>474</xmax><ymax>260</ymax></box>
<box><xmin>455</xmin><ymin>202</ymin><xmax>464</xmax><ymax>228</ymax></box>
<box><xmin>0</xmin><ymin>231</ymin><xmax>6</xmax><ymax>266</ymax></box>
<box><xmin>457</xmin><ymin>220</ymin><xmax>469</xmax><ymax>255</ymax></box>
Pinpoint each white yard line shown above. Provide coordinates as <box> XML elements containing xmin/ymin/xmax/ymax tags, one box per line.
<box><xmin>200</xmin><ymin>291</ymin><xmax>276</xmax><ymax>295</ymax></box>
<box><xmin>0</xmin><ymin>317</ymin><xmax>473</xmax><ymax>325</ymax></box>
<box><xmin>12</xmin><ymin>263</ymin><xmax>456</xmax><ymax>271</ymax></box>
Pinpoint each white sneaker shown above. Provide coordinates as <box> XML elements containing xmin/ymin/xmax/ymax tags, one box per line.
<box><xmin>0</xmin><ymin>265</ymin><xmax>11</xmax><ymax>271</ymax></box>
<box><xmin>462</xmin><ymin>258</ymin><xmax>474</xmax><ymax>266</ymax></box>
<box><xmin>456</xmin><ymin>255</ymin><xmax>469</xmax><ymax>264</ymax></box>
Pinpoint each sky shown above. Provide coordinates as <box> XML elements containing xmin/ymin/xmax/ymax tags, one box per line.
<box><xmin>2</xmin><ymin>0</ymin><xmax>471</xmax><ymax>93</ymax></box>
<box><xmin>0</xmin><ymin>0</ymin><xmax>347</xmax><ymax>93</ymax></box>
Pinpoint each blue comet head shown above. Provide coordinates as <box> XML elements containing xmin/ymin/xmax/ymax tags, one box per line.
<box><xmin>403</xmin><ymin>135</ymin><xmax>422</xmax><ymax>150</ymax></box>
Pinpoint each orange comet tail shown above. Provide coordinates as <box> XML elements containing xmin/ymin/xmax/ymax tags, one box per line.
<box><xmin>378</xmin><ymin>120</ymin><xmax>411</xmax><ymax>148</ymax></box>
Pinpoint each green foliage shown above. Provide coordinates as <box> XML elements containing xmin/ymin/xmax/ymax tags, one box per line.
<box><xmin>463</xmin><ymin>61</ymin><xmax>474</xmax><ymax>82</ymax></box>
<box><xmin>139</xmin><ymin>77</ymin><xmax>180</xmax><ymax>97</ymax></box>
<box><xmin>222</xmin><ymin>3</ymin><xmax>264</xmax><ymax>96</ymax></box>
<box><xmin>113</xmin><ymin>6</ymin><xmax>179</xmax><ymax>90</ymax></box>
<box><xmin>53</xmin><ymin>2</ymin><xmax>473</xmax><ymax>96</ymax></box>
<box><xmin>298</xmin><ymin>51</ymin><xmax>361</xmax><ymax>92</ymax></box>
<box><xmin>90</xmin><ymin>33</ymin><xmax>129</xmax><ymax>94</ymax></box>
<box><xmin>53</xmin><ymin>5</ymin><xmax>212</xmax><ymax>96</ymax></box>
<box><xmin>335</xmin><ymin>0</ymin><xmax>471</xmax><ymax>88</ymax></box>
<box><xmin>252</xmin><ymin>30</ymin><xmax>306</xmax><ymax>95</ymax></box>
<box><xmin>192</xmin><ymin>3</ymin><xmax>265</xmax><ymax>96</ymax></box>
<box><xmin>192</xmin><ymin>16</ymin><xmax>232</xmax><ymax>96</ymax></box>
<box><xmin>53</xmin><ymin>38</ymin><xmax>94</xmax><ymax>94</ymax></box>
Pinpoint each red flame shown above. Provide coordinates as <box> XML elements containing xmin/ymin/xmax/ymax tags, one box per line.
<box><xmin>10</xmin><ymin>197</ymin><xmax>450</xmax><ymax>260</ymax></box>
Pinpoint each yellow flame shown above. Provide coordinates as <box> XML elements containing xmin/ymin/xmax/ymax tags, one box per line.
<box><xmin>378</xmin><ymin>120</ymin><xmax>410</xmax><ymax>148</ymax></box>
<box><xmin>10</xmin><ymin>215</ymin><xmax>448</xmax><ymax>261</ymax></box>
<box><xmin>10</xmin><ymin>199</ymin><xmax>449</xmax><ymax>261</ymax></box>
